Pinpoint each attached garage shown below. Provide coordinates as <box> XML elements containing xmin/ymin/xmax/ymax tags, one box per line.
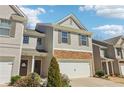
<box><xmin>0</xmin><ymin>57</ymin><xmax>13</xmax><ymax>84</ymax></box>
<box><xmin>59</xmin><ymin>60</ymin><xmax>91</xmax><ymax>78</ymax></box>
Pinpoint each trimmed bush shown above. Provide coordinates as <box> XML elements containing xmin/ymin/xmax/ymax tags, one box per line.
<box><xmin>47</xmin><ymin>57</ymin><xmax>62</xmax><ymax>87</ymax></box>
<box><xmin>14</xmin><ymin>73</ymin><xmax>42</xmax><ymax>87</ymax></box>
<box><xmin>61</xmin><ymin>74</ymin><xmax>70</xmax><ymax>87</ymax></box>
<box><xmin>10</xmin><ymin>75</ymin><xmax>21</xmax><ymax>85</ymax></box>
<box><xmin>95</xmin><ymin>70</ymin><xmax>105</xmax><ymax>77</ymax></box>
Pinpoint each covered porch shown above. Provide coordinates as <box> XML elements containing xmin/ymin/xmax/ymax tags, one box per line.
<box><xmin>20</xmin><ymin>49</ymin><xmax>47</xmax><ymax>77</ymax></box>
<box><xmin>101</xmin><ymin>58</ymin><xmax>114</xmax><ymax>76</ymax></box>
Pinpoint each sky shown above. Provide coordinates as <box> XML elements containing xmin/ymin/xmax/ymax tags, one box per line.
<box><xmin>19</xmin><ymin>5</ymin><xmax>124</xmax><ymax>40</ymax></box>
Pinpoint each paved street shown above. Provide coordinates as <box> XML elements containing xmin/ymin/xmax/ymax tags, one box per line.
<box><xmin>70</xmin><ymin>77</ymin><xmax>124</xmax><ymax>87</ymax></box>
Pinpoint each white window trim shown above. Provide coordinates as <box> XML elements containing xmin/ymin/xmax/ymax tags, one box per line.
<box><xmin>0</xmin><ymin>19</ymin><xmax>11</xmax><ymax>37</ymax></box>
<box><xmin>61</xmin><ymin>31</ymin><xmax>69</xmax><ymax>43</ymax></box>
<box><xmin>80</xmin><ymin>35</ymin><xmax>88</xmax><ymax>46</ymax></box>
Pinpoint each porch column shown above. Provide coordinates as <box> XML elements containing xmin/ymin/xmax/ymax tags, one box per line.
<box><xmin>111</xmin><ymin>61</ymin><xmax>114</xmax><ymax>75</ymax></box>
<box><xmin>31</xmin><ymin>55</ymin><xmax>35</xmax><ymax>73</ymax></box>
<box><xmin>106</xmin><ymin>62</ymin><xmax>110</xmax><ymax>75</ymax></box>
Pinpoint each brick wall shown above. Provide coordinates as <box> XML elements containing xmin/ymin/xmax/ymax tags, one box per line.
<box><xmin>54</xmin><ymin>50</ymin><xmax>92</xmax><ymax>59</ymax></box>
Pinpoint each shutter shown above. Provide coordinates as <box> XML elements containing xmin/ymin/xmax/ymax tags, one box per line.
<box><xmin>58</xmin><ymin>30</ymin><xmax>62</xmax><ymax>44</ymax></box>
<box><xmin>10</xmin><ymin>21</ymin><xmax>16</xmax><ymax>37</ymax></box>
<box><xmin>87</xmin><ymin>36</ymin><xmax>89</xmax><ymax>46</ymax></box>
<box><xmin>68</xmin><ymin>32</ymin><xmax>71</xmax><ymax>44</ymax></box>
<box><xmin>79</xmin><ymin>34</ymin><xmax>82</xmax><ymax>46</ymax></box>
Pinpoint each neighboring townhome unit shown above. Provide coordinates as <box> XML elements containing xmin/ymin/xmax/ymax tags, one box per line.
<box><xmin>0</xmin><ymin>5</ymin><xmax>27</xmax><ymax>84</ymax></box>
<box><xmin>36</xmin><ymin>14</ymin><xmax>93</xmax><ymax>78</ymax></box>
<box><xmin>105</xmin><ymin>35</ymin><xmax>124</xmax><ymax>76</ymax></box>
<box><xmin>21</xmin><ymin>29</ymin><xmax>47</xmax><ymax>77</ymax></box>
<box><xmin>92</xmin><ymin>40</ymin><xmax>116</xmax><ymax>76</ymax></box>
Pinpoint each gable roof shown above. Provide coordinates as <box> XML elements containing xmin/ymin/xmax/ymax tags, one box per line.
<box><xmin>9</xmin><ymin>5</ymin><xmax>27</xmax><ymax>18</ymax></box>
<box><xmin>55</xmin><ymin>14</ymin><xmax>88</xmax><ymax>31</ymax></box>
<box><xmin>92</xmin><ymin>39</ymin><xmax>112</xmax><ymax>48</ymax></box>
<box><xmin>104</xmin><ymin>35</ymin><xmax>124</xmax><ymax>45</ymax></box>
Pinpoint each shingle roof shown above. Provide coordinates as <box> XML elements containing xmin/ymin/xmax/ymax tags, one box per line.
<box><xmin>104</xmin><ymin>35</ymin><xmax>123</xmax><ymax>45</ymax></box>
<box><xmin>92</xmin><ymin>39</ymin><xmax>112</xmax><ymax>46</ymax></box>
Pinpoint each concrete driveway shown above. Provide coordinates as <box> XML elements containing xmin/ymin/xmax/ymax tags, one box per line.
<box><xmin>70</xmin><ymin>77</ymin><xmax>124</xmax><ymax>87</ymax></box>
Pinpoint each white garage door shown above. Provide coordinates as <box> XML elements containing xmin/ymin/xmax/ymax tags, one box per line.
<box><xmin>120</xmin><ymin>64</ymin><xmax>124</xmax><ymax>76</ymax></box>
<box><xmin>59</xmin><ymin>61</ymin><xmax>90</xmax><ymax>78</ymax></box>
<box><xmin>0</xmin><ymin>62</ymin><xmax>13</xmax><ymax>84</ymax></box>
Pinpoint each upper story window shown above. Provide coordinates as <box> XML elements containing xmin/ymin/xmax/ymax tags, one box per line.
<box><xmin>100</xmin><ymin>49</ymin><xmax>106</xmax><ymax>58</ymax></box>
<box><xmin>116</xmin><ymin>48</ymin><xmax>123</xmax><ymax>58</ymax></box>
<box><xmin>62</xmin><ymin>31</ymin><xmax>69</xmax><ymax>43</ymax></box>
<box><xmin>79</xmin><ymin>35</ymin><xmax>88</xmax><ymax>46</ymax></box>
<box><xmin>0</xmin><ymin>19</ymin><xmax>11</xmax><ymax>36</ymax></box>
<box><xmin>37</xmin><ymin>38</ymin><xmax>42</xmax><ymax>45</ymax></box>
<box><xmin>23</xmin><ymin>36</ymin><xmax>29</xmax><ymax>44</ymax></box>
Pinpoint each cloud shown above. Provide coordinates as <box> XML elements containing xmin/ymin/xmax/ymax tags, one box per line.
<box><xmin>79</xmin><ymin>5</ymin><xmax>94</xmax><ymax>11</ymax></box>
<box><xmin>19</xmin><ymin>6</ymin><xmax>46</xmax><ymax>29</ymax></box>
<box><xmin>79</xmin><ymin>5</ymin><xmax>124</xmax><ymax>19</ymax></box>
<box><xmin>92</xmin><ymin>25</ymin><xmax>124</xmax><ymax>36</ymax></box>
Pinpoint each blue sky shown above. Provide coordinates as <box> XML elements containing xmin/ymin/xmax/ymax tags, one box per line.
<box><xmin>19</xmin><ymin>5</ymin><xmax>124</xmax><ymax>40</ymax></box>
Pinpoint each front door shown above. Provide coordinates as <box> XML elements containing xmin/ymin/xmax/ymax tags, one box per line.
<box><xmin>34</xmin><ymin>60</ymin><xmax>41</xmax><ymax>75</ymax></box>
<box><xmin>20</xmin><ymin>60</ymin><xmax>28</xmax><ymax>76</ymax></box>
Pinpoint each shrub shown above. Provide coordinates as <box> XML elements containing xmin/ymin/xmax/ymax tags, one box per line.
<box><xmin>61</xmin><ymin>74</ymin><xmax>70</xmax><ymax>87</ymax></box>
<box><xmin>14</xmin><ymin>73</ymin><xmax>42</xmax><ymax>87</ymax></box>
<box><xmin>47</xmin><ymin>57</ymin><xmax>62</xmax><ymax>87</ymax></box>
<box><xmin>14</xmin><ymin>76</ymin><xmax>29</xmax><ymax>87</ymax></box>
<box><xmin>10</xmin><ymin>75</ymin><xmax>21</xmax><ymax>85</ymax></box>
<box><xmin>95</xmin><ymin>70</ymin><xmax>105</xmax><ymax>77</ymax></box>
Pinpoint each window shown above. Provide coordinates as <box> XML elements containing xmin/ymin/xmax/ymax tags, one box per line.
<box><xmin>62</xmin><ymin>31</ymin><xmax>68</xmax><ymax>43</ymax></box>
<box><xmin>100</xmin><ymin>49</ymin><xmax>106</xmax><ymax>57</ymax></box>
<box><xmin>23</xmin><ymin>36</ymin><xmax>29</xmax><ymax>44</ymax></box>
<box><xmin>116</xmin><ymin>48</ymin><xmax>121</xmax><ymax>56</ymax></box>
<box><xmin>80</xmin><ymin>35</ymin><xmax>88</xmax><ymax>46</ymax></box>
<box><xmin>37</xmin><ymin>38</ymin><xmax>42</xmax><ymax>45</ymax></box>
<box><xmin>0</xmin><ymin>19</ymin><xmax>11</xmax><ymax>36</ymax></box>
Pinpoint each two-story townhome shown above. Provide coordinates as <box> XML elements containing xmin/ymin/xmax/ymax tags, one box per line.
<box><xmin>92</xmin><ymin>40</ymin><xmax>116</xmax><ymax>76</ymax></box>
<box><xmin>0</xmin><ymin>5</ymin><xmax>27</xmax><ymax>84</ymax></box>
<box><xmin>36</xmin><ymin>14</ymin><xmax>93</xmax><ymax>78</ymax></box>
<box><xmin>105</xmin><ymin>35</ymin><xmax>124</xmax><ymax>76</ymax></box>
<box><xmin>0</xmin><ymin>6</ymin><xmax>94</xmax><ymax>84</ymax></box>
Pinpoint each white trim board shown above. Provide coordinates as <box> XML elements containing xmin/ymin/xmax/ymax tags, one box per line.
<box><xmin>53</xmin><ymin>48</ymin><xmax>93</xmax><ymax>53</ymax></box>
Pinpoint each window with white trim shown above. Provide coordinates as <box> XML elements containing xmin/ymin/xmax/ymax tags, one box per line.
<box><xmin>61</xmin><ymin>31</ymin><xmax>68</xmax><ymax>43</ymax></box>
<box><xmin>23</xmin><ymin>36</ymin><xmax>29</xmax><ymax>44</ymax></box>
<box><xmin>0</xmin><ymin>19</ymin><xmax>11</xmax><ymax>36</ymax></box>
<box><xmin>80</xmin><ymin>35</ymin><xmax>88</xmax><ymax>46</ymax></box>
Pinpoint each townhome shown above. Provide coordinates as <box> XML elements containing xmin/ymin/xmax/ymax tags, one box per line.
<box><xmin>21</xmin><ymin>29</ymin><xmax>47</xmax><ymax>76</ymax></box>
<box><xmin>0</xmin><ymin>5</ymin><xmax>27</xmax><ymax>84</ymax></box>
<box><xmin>0</xmin><ymin>5</ymin><xmax>94</xmax><ymax>84</ymax></box>
<box><xmin>105</xmin><ymin>35</ymin><xmax>124</xmax><ymax>76</ymax></box>
<box><xmin>36</xmin><ymin>14</ymin><xmax>94</xmax><ymax>78</ymax></box>
<box><xmin>93</xmin><ymin>36</ymin><xmax>124</xmax><ymax>77</ymax></box>
<box><xmin>92</xmin><ymin>40</ymin><xmax>116</xmax><ymax>76</ymax></box>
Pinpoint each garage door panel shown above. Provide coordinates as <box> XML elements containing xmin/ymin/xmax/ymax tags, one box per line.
<box><xmin>59</xmin><ymin>61</ymin><xmax>90</xmax><ymax>78</ymax></box>
<box><xmin>0</xmin><ymin>62</ymin><xmax>13</xmax><ymax>84</ymax></box>
<box><xmin>120</xmin><ymin>64</ymin><xmax>124</xmax><ymax>76</ymax></box>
